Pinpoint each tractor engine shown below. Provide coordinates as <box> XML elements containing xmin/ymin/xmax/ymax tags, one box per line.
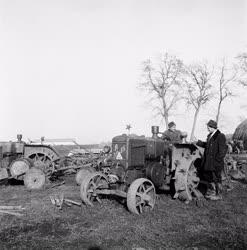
<box><xmin>0</xmin><ymin>136</ymin><xmax>25</xmax><ymax>169</ymax></box>
<box><xmin>104</xmin><ymin>126</ymin><xmax>168</xmax><ymax>187</ymax></box>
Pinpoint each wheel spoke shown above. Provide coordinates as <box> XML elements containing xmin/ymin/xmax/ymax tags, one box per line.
<box><xmin>137</xmin><ymin>184</ymin><xmax>144</xmax><ymax>193</ymax></box>
<box><xmin>145</xmin><ymin>185</ymin><xmax>154</xmax><ymax>194</ymax></box>
<box><xmin>86</xmin><ymin>193</ymin><xmax>93</xmax><ymax>203</ymax></box>
<box><xmin>140</xmin><ymin>184</ymin><xmax>145</xmax><ymax>192</ymax></box>
<box><xmin>96</xmin><ymin>196</ymin><xmax>102</xmax><ymax>203</ymax></box>
<box><xmin>89</xmin><ymin>181</ymin><xmax>97</xmax><ymax>189</ymax></box>
<box><xmin>147</xmin><ymin>199</ymin><xmax>154</xmax><ymax>206</ymax></box>
<box><xmin>41</xmin><ymin>156</ymin><xmax>46</xmax><ymax>162</ymax></box>
<box><xmin>136</xmin><ymin>192</ymin><xmax>143</xmax><ymax>197</ymax></box>
<box><xmin>191</xmin><ymin>176</ymin><xmax>199</xmax><ymax>182</ymax></box>
<box><xmin>96</xmin><ymin>182</ymin><xmax>107</xmax><ymax>188</ymax></box>
<box><xmin>95</xmin><ymin>176</ymin><xmax>102</xmax><ymax>186</ymax></box>
<box><xmin>35</xmin><ymin>154</ymin><xmax>39</xmax><ymax>161</ymax></box>
<box><xmin>136</xmin><ymin>200</ymin><xmax>144</xmax><ymax>207</ymax></box>
<box><xmin>138</xmin><ymin>204</ymin><xmax>143</xmax><ymax>214</ymax></box>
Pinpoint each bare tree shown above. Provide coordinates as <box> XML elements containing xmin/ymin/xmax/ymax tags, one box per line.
<box><xmin>215</xmin><ymin>59</ymin><xmax>238</xmax><ymax>124</ymax></box>
<box><xmin>236</xmin><ymin>52</ymin><xmax>247</xmax><ymax>86</ymax></box>
<box><xmin>139</xmin><ymin>53</ymin><xmax>184</xmax><ymax>129</ymax></box>
<box><xmin>185</xmin><ymin>62</ymin><xmax>214</xmax><ymax>141</ymax></box>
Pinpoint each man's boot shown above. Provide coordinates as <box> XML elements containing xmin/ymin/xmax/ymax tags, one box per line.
<box><xmin>205</xmin><ymin>182</ymin><xmax>216</xmax><ymax>199</ymax></box>
<box><xmin>215</xmin><ymin>183</ymin><xmax>223</xmax><ymax>200</ymax></box>
<box><xmin>205</xmin><ymin>183</ymin><xmax>222</xmax><ymax>201</ymax></box>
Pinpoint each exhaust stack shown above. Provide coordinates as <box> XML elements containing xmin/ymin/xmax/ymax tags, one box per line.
<box><xmin>151</xmin><ymin>126</ymin><xmax>159</xmax><ymax>139</ymax></box>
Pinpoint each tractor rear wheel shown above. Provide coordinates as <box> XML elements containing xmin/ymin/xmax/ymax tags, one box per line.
<box><xmin>24</xmin><ymin>168</ymin><xmax>46</xmax><ymax>190</ymax></box>
<box><xmin>127</xmin><ymin>178</ymin><xmax>156</xmax><ymax>215</ymax></box>
<box><xmin>176</xmin><ymin>161</ymin><xmax>200</xmax><ymax>201</ymax></box>
<box><xmin>28</xmin><ymin>153</ymin><xmax>55</xmax><ymax>175</ymax></box>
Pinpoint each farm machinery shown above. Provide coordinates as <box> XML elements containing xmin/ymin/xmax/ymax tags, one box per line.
<box><xmin>0</xmin><ymin>134</ymin><xmax>61</xmax><ymax>189</ymax></box>
<box><xmin>224</xmin><ymin>140</ymin><xmax>247</xmax><ymax>181</ymax></box>
<box><xmin>0</xmin><ymin>134</ymin><xmax>108</xmax><ymax>189</ymax></box>
<box><xmin>77</xmin><ymin>126</ymin><xmax>203</xmax><ymax>214</ymax></box>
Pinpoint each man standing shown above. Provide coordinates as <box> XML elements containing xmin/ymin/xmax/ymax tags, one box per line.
<box><xmin>162</xmin><ymin>121</ymin><xmax>186</xmax><ymax>144</ymax></box>
<box><xmin>197</xmin><ymin>120</ymin><xmax>227</xmax><ymax>200</ymax></box>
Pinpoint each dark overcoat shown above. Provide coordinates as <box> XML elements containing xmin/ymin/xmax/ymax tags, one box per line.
<box><xmin>197</xmin><ymin>130</ymin><xmax>227</xmax><ymax>172</ymax></box>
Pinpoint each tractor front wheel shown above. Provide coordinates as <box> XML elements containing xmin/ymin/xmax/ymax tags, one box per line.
<box><xmin>24</xmin><ymin>168</ymin><xmax>46</xmax><ymax>190</ymax></box>
<box><xmin>9</xmin><ymin>158</ymin><xmax>33</xmax><ymax>180</ymax></box>
<box><xmin>127</xmin><ymin>178</ymin><xmax>156</xmax><ymax>215</ymax></box>
<box><xmin>80</xmin><ymin>172</ymin><xmax>108</xmax><ymax>206</ymax></box>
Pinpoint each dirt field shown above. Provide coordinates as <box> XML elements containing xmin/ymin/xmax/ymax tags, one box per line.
<box><xmin>0</xmin><ymin>175</ymin><xmax>247</xmax><ymax>250</ymax></box>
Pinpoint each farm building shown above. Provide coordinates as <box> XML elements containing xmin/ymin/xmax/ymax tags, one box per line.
<box><xmin>233</xmin><ymin>119</ymin><xmax>247</xmax><ymax>150</ymax></box>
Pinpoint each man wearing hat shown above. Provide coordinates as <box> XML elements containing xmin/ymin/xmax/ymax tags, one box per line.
<box><xmin>197</xmin><ymin>119</ymin><xmax>227</xmax><ymax>200</ymax></box>
<box><xmin>162</xmin><ymin>121</ymin><xmax>186</xmax><ymax>144</ymax></box>
<box><xmin>161</xmin><ymin>121</ymin><xmax>187</xmax><ymax>191</ymax></box>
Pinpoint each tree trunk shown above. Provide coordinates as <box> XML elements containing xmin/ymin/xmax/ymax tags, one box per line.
<box><xmin>215</xmin><ymin>100</ymin><xmax>222</xmax><ymax>124</ymax></box>
<box><xmin>164</xmin><ymin>114</ymin><xmax>169</xmax><ymax>129</ymax></box>
<box><xmin>190</xmin><ymin>108</ymin><xmax>200</xmax><ymax>141</ymax></box>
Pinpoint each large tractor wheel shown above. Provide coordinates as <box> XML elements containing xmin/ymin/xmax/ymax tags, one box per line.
<box><xmin>127</xmin><ymin>178</ymin><xmax>156</xmax><ymax>215</ymax></box>
<box><xmin>24</xmin><ymin>168</ymin><xmax>46</xmax><ymax>190</ymax></box>
<box><xmin>9</xmin><ymin>158</ymin><xmax>33</xmax><ymax>180</ymax></box>
<box><xmin>28</xmin><ymin>153</ymin><xmax>55</xmax><ymax>175</ymax></box>
<box><xmin>175</xmin><ymin>160</ymin><xmax>200</xmax><ymax>201</ymax></box>
<box><xmin>80</xmin><ymin>172</ymin><xmax>108</xmax><ymax>206</ymax></box>
<box><xmin>75</xmin><ymin>167</ymin><xmax>96</xmax><ymax>185</ymax></box>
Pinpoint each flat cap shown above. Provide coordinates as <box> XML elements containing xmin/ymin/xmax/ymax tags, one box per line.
<box><xmin>207</xmin><ymin>119</ymin><xmax>217</xmax><ymax>129</ymax></box>
<box><xmin>168</xmin><ymin>121</ymin><xmax>176</xmax><ymax>128</ymax></box>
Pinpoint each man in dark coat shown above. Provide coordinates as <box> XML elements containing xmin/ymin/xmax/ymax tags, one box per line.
<box><xmin>197</xmin><ymin>119</ymin><xmax>227</xmax><ymax>200</ymax></box>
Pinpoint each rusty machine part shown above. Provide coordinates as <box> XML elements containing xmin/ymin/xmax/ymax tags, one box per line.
<box><xmin>79</xmin><ymin>127</ymin><xmax>202</xmax><ymax>214</ymax></box>
<box><xmin>224</xmin><ymin>153</ymin><xmax>247</xmax><ymax>181</ymax></box>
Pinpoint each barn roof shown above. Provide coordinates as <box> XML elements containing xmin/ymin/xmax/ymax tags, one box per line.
<box><xmin>233</xmin><ymin>119</ymin><xmax>247</xmax><ymax>141</ymax></box>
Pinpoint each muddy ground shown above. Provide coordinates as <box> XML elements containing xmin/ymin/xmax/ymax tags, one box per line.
<box><xmin>0</xmin><ymin>175</ymin><xmax>247</xmax><ymax>250</ymax></box>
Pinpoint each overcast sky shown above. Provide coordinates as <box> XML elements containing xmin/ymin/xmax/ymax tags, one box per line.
<box><xmin>1</xmin><ymin>0</ymin><xmax>247</xmax><ymax>143</ymax></box>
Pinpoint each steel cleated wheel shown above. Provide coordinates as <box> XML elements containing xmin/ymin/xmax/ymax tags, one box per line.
<box><xmin>9</xmin><ymin>158</ymin><xmax>33</xmax><ymax>180</ymax></box>
<box><xmin>177</xmin><ymin>161</ymin><xmax>200</xmax><ymax>201</ymax></box>
<box><xmin>80</xmin><ymin>172</ymin><xmax>109</xmax><ymax>206</ymax></box>
<box><xmin>24</xmin><ymin>168</ymin><xmax>46</xmax><ymax>190</ymax></box>
<box><xmin>28</xmin><ymin>153</ymin><xmax>55</xmax><ymax>175</ymax></box>
<box><xmin>127</xmin><ymin>178</ymin><xmax>156</xmax><ymax>215</ymax></box>
<box><xmin>75</xmin><ymin>167</ymin><xmax>96</xmax><ymax>185</ymax></box>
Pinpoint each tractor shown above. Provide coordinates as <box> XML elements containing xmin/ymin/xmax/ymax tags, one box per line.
<box><xmin>77</xmin><ymin>126</ymin><xmax>203</xmax><ymax>214</ymax></box>
<box><xmin>0</xmin><ymin>134</ymin><xmax>60</xmax><ymax>189</ymax></box>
